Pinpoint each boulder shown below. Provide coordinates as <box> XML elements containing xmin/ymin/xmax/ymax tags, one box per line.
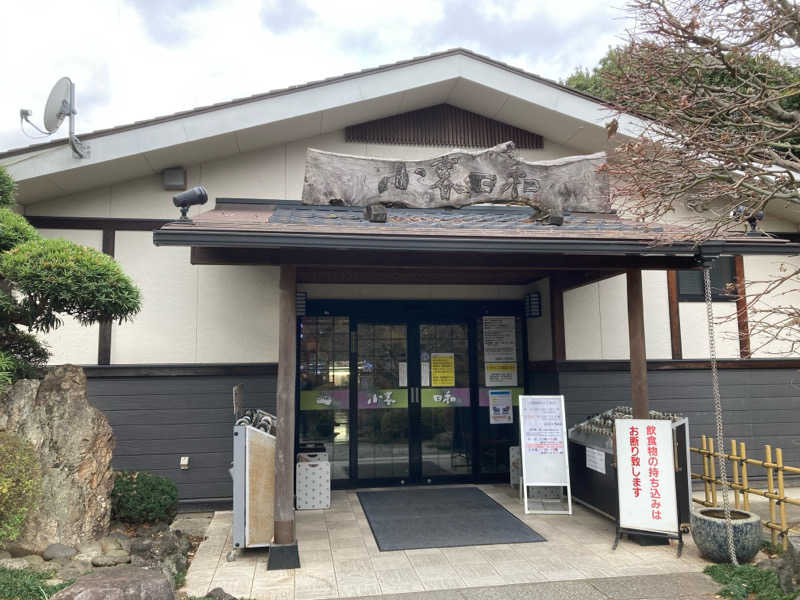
<box><xmin>207</xmin><ymin>588</ymin><xmax>237</xmax><ymax>600</ymax></box>
<box><xmin>43</xmin><ymin>543</ymin><xmax>78</xmax><ymax>561</ymax></box>
<box><xmin>50</xmin><ymin>566</ymin><xmax>176</xmax><ymax>600</ymax></box>
<box><xmin>0</xmin><ymin>557</ymin><xmax>29</xmax><ymax>570</ymax></box>
<box><xmin>22</xmin><ymin>554</ymin><xmax>46</xmax><ymax>570</ymax></box>
<box><xmin>0</xmin><ymin>366</ymin><xmax>115</xmax><ymax>553</ymax></box>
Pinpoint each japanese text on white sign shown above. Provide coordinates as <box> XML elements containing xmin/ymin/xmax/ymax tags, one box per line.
<box><xmin>615</xmin><ymin>419</ymin><xmax>679</xmax><ymax>536</ymax></box>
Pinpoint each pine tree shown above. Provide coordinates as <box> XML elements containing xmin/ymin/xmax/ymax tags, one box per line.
<box><xmin>0</xmin><ymin>166</ymin><xmax>140</xmax><ymax>385</ymax></box>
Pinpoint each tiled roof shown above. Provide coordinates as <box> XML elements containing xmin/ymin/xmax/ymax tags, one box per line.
<box><xmin>165</xmin><ymin>200</ymin><xmax>678</xmax><ymax>242</ymax></box>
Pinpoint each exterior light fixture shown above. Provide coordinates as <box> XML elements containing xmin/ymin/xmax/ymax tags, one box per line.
<box><xmin>524</xmin><ymin>292</ymin><xmax>542</xmax><ymax>318</ymax></box>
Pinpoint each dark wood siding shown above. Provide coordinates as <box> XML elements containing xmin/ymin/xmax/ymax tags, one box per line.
<box><xmin>556</xmin><ymin>368</ymin><xmax>800</xmax><ymax>476</ymax></box>
<box><xmin>86</xmin><ymin>366</ymin><xmax>277</xmax><ymax>501</ymax></box>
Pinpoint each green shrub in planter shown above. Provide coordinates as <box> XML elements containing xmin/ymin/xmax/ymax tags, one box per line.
<box><xmin>111</xmin><ymin>471</ymin><xmax>178</xmax><ymax>524</ymax></box>
<box><xmin>0</xmin><ymin>433</ymin><xmax>41</xmax><ymax>542</ymax></box>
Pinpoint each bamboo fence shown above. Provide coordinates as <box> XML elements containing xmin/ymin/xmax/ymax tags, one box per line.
<box><xmin>691</xmin><ymin>435</ymin><xmax>800</xmax><ymax>549</ymax></box>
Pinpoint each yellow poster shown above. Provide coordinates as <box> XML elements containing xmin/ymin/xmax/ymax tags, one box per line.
<box><xmin>430</xmin><ymin>353</ymin><xmax>455</xmax><ymax>387</ymax></box>
<box><xmin>485</xmin><ymin>362</ymin><xmax>518</xmax><ymax>386</ymax></box>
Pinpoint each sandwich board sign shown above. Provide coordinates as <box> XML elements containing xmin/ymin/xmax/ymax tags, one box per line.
<box><xmin>614</xmin><ymin>419</ymin><xmax>681</xmax><ymax>552</ymax></box>
<box><xmin>518</xmin><ymin>395</ymin><xmax>572</xmax><ymax>515</ymax></box>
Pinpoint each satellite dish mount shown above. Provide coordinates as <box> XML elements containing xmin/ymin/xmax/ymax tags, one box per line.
<box><xmin>20</xmin><ymin>77</ymin><xmax>90</xmax><ymax>159</ymax></box>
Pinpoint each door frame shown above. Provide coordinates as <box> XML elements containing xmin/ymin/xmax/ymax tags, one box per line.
<box><xmin>297</xmin><ymin>299</ymin><xmax>528</xmax><ymax>489</ymax></box>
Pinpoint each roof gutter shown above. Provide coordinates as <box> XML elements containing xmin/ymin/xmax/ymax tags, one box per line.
<box><xmin>152</xmin><ymin>228</ymin><xmax>799</xmax><ymax>258</ymax></box>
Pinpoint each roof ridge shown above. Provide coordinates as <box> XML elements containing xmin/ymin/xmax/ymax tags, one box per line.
<box><xmin>0</xmin><ymin>48</ymin><xmax>611</xmax><ymax>160</ymax></box>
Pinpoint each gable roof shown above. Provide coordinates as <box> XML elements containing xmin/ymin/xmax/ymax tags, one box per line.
<box><xmin>1</xmin><ymin>48</ymin><xmax>638</xmax><ymax>204</ymax></box>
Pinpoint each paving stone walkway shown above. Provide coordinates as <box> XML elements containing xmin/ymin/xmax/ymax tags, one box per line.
<box><xmin>339</xmin><ymin>572</ymin><xmax>720</xmax><ymax>600</ymax></box>
<box><xmin>182</xmin><ymin>484</ymin><xmax>713</xmax><ymax>599</ymax></box>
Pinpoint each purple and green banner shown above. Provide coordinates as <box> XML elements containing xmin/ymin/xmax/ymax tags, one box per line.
<box><xmin>300</xmin><ymin>389</ymin><xmax>348</xmax><ymax>411</ymax></box>
<box><xmin>358</xmin><ymin>389</ymin><xmax>408</xmax><ymax>409</ymax></box>
<box><xmin>421</xmin><ymin>387</ymin><xmax>470</xmax><ymax>408</ymax></box>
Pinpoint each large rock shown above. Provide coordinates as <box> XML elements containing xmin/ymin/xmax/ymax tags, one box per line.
<box><xmin>0</xmin><ymin>365</ymin><xmax>115</xmax><ymax>553</ymax></box>
<box><xmin>50</xmin><ymin>566</ymin><xmax>176</xmax><ymax>600</ymax></box>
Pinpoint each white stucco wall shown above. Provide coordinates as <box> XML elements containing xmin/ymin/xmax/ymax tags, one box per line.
<box><xmin>25</xmin><ymin>129</ymin><xmax>576</xmax><ymax>366</ymax></box>
<box><xmin>563</xmin><ymin>272</ymin><xmax>672</xmax><ymax>361</ymax></box>
<box><xmin>111</xmin><ymin>231</ymin><xmax>279</xmax><ymax>364</ymax></box>
<box><xmin>35</xmin><ymin>229</ymin><xmax>103</xmax><ymax>365</ymax></box>
<box><xmin>23</xmin><ymin>126</ymin><xmax>800</xmax><ymax>365</ymax></box>
<box><xmin>743</xmin><ymin>254</ymin><xmax>800</xmax><ymax>357</ymax></box>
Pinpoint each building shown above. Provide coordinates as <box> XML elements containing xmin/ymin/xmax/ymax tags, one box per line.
<box><xmin>2</xmin><ymin>49</ymin><xmax>799</xmax><ymax>515</ymax></box>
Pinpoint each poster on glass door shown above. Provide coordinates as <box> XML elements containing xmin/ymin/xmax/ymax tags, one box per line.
<box><xmin>483</xmin><ymin>316</ymin><xmax>518</xmax><ymax>386</ymax></box>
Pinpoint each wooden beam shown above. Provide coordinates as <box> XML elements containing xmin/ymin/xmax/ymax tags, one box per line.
<box><xmin>627</xmin><ymin>269</ymin><xmax>649</xmax><ymax>418</ymax></box>
<box><xmin>550</xmin><ymin>275</ymin><xmax>566</xmax><ymax>361</ymax></box>
<box><xmin>98</xmin><ymin>228</ymin><xmax>116</xmax><ymax>365</ymax></box>
<box><xmin>189</xmin><ymin>246</ymin><xmax>703</xmax><ymax>271</ymax></box>
<box><xmin>666</xmin><ymin>270</ymin><xmax>682</xmax><ymax>360</ymax></box>
<box><xmin>733</xmin><ymin>256</ymin><xmax>751</xmax><ymax>358</ymax></box>
<box><xmin>274</xmin><ymin>264</ymin><xmax>297</xmax><ymax>545</ymax></box>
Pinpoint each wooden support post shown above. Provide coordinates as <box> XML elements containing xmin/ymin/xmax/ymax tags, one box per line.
<box><xmin>666</xmin><ymin>270</ymin><xmax>682</xmax><ymax>359</ymax></box>
<box><xmin>627</xmin><ymin>269</ymin><xmax>648</xmax><ymax>419</ymax></box>
<box><xmin>274</xmin><ymin>264</ymin><xmax>297</xmax><ymax>546</ymax></box>
<box><xmin>733</xmin><ymin>256</ymin><xmax>751</xmax><ymax>358</ymax></box>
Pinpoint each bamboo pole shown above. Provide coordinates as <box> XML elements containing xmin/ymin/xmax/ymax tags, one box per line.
<box><xmin>765</xmin><ymin>445</ymin><xmax>777</xmax><ymax>546</ymax></box>
<box><xmin>776</xmin><ymin>448</ymin><xmax>787</xmax><ymax>551</ymax></box>
<box><xmin>740</xmin><ymin>441</ymin><xmax>750</xmax><ymax>511</ymax></box>
<box><xmin>730</xmin><ymin>439</ymin><xmax>740</xmax><ymax>509</ymax></box>
<box><xmin>701</xmin><ymin>435</ymin><xmax>711</xmax><ymax>504</ymax></box>
<box><xmin>708</xmin><ymin>437</ymin><xmax>717</xmax><ymax>507</ymax></box>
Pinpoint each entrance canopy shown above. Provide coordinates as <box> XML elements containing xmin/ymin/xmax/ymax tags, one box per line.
<box><xmin>153</xmin><ymin>198</ymin><xmax>793</xmax><ymax>283</ymax></box>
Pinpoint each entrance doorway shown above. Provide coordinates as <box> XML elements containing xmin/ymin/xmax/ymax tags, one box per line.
<box><xmin>297</xmin><ymin>300</ymin><xmax>525</xmax><ymax>487</ymax></box>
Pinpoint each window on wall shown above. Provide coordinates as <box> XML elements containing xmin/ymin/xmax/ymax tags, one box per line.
<box><xmin>677</xmin><ymin>256</ymin><xmax>737</xmax><ymax>301</ymax></box>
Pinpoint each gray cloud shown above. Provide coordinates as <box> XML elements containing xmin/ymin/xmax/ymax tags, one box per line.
<box><xmin>125</xmin><ymin>0</ymin><xmax>218</xmax><ymax>46</ymax></box>
<box><xmin>260</xmin><ymin>0</ymin><xmax>315</xmax><ymax>33</ymax></box>
<box><xmin>329</xmin><ymin>1</ymin><xmax>616</xmax><ymax>80</ymax></box>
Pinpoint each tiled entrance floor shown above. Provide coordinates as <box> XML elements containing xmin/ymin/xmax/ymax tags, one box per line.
<box><xmin>181</xmin><ymin>484</ymin><xmax>711</xmax><ymax>600</ymax></box>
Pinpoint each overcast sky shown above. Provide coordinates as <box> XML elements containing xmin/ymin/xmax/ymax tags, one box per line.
<box><xmin>0</xmin><ymin>0</ymin><xmax>629</xmax><ymax>153</ymax></box>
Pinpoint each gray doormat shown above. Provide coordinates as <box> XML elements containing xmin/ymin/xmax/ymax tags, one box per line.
<box><xmin>357</xmin><ymin>486</ymin><xmax>546</xmax><ymax>551</ymax></box>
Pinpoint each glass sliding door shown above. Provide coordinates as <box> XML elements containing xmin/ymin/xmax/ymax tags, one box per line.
<box><xmin>418</xmin><ymin>323</ymin><xmax>473</xmax><ymax>479</ymax></box>
<box><xmin>297</xmin><ymin>316</ymin><xmax>351</xmax><ymax>480</ymax></box>
<box><xmin>356</xmin><ymin>323</ymin><xmax>410</xmax><ymax>480</ymax></box>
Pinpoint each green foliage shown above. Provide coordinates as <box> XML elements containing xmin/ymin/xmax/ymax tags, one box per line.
<box><xmin>0</xmin><ymin>168</ymin><xmax>140</xmax><ymax>382</ymax></box>
<box><xmin>0</xmin><ymin>351</ymin><xmax>13</xmax><ymax>393</ymax></box>
<box><xmin>0</xmin><ymin>167</ymin><xmax>15</xmax><ymax>209</ymax></box>
<box><xmin>0</xmin><ymin>433</ymin><xmax>41</xmax><ymax>543</ymax></box>
<box><xmin>0</xmin><ymin>566</ymin><xmax>71</xmax><ymax>600</ymax></box>
<box><xmin>0</xmin><ymin>209</ymin><xmax>39</xmax><ymax>252</ymax></box>
<box><xmin>564</xmin><ymin>45</ymin><xmax>625</xmax><ymax>102</ymax></box>
<box><xmin>111</xmin><ymin>471</ymin><xmax>178</xmax><ymax>524</ymax></box>
<box><xmin>705</xmin><ymin>564</ymin><xmax>795</xmax><ymax>600</ymax></box>
<box><xmin>173</xmin><ymin>568</ymin><xmax>187</xmax><ymax>588</ymax></box>
<box><xmin>1</xmin><ymin>238</ymin><xmax>141</xmax><ymax>330</ymax></box>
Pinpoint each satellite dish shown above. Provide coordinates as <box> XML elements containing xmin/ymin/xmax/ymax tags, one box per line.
<box><xmin>43</xmin><ymin>77</ymin><xmax>72</xmax><ymax>134</ymax></box>
<box><xmin>19</xmin><ymin>76</ymin><xmax>90</xmax><ymax>158</ymax></box>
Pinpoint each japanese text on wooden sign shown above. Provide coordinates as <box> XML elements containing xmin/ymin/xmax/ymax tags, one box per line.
<box><xmin>615</xmin><ymin>419</ymin><xmax>679</xmax><ymax>536</ymax></box>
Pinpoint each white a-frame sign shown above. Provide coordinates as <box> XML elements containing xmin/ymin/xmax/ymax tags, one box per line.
<box><xmin>518</xmin><ymin>395</ymin><xmax>572</xmax><ymax>515</ymax></box>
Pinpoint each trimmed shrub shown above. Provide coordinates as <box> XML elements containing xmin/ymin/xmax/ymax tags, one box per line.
<box><xmin>0</xmin><ymin>208</ymin><xmax>39</xmax><ymax>252</ymax></box>
<box><xmin>111</xmin><ymin>471</ymin><xmax>178</xmax><ymax>524</ymax></box>
<box><xmin>0</xmin><ymin>238</ymin><xmax>141</xmax><ymax>330</ymax></box>
<box><xmin>0</xmin><ymin>433</ymin><xmax>41</xmax><ymax>542</ymax></box>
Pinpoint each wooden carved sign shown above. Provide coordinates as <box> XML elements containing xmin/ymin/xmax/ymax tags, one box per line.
<box><xmin>301</xmin><ymin>141</ymin><xmax>610</xmax><ymax>219</ymax></box>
